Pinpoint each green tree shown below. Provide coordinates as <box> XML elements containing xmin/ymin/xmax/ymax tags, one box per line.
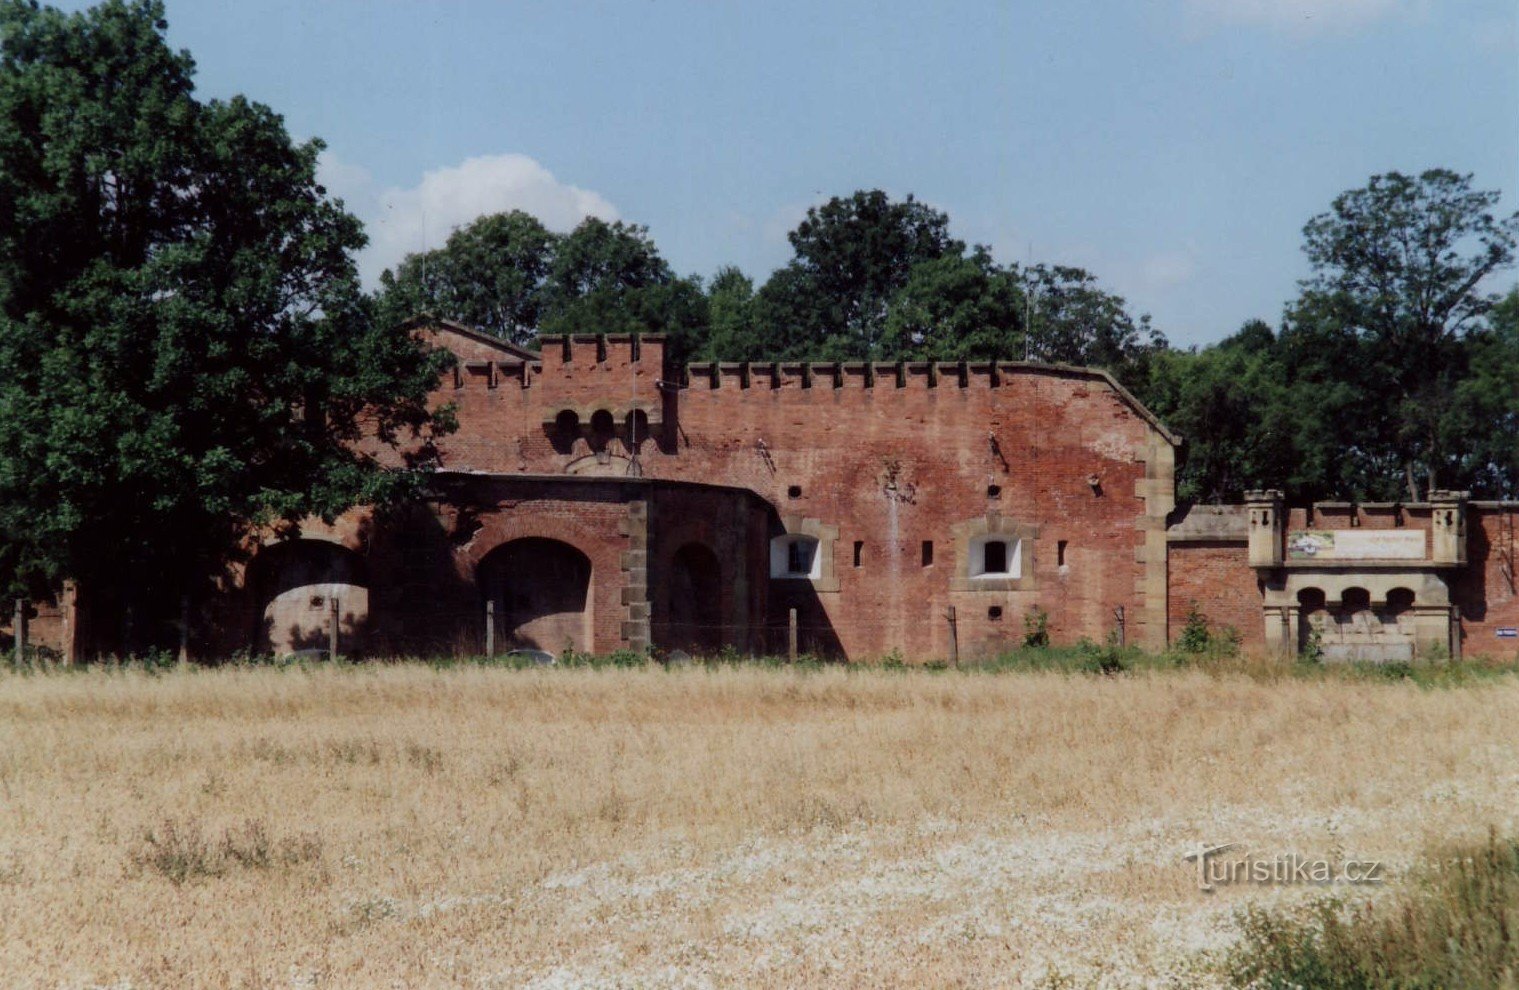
<box><xmin>1289</xmin><ymin>169</ymin><xmax>1519</xmax><ymax>500</ymax></box>
<box><xmin>1024</xmin><ymin>264</ymin><xmax>1168</xmax><ymax>384</ymax></box>
<box><xmin>1141</xmin><ymin>321</ymin><xmax>1305</xmax><ymax>502</ymax></box>
<box><xmin>702</xmin><ymin>265</ymin><xmax>760</xmax><ymax>360</ymax></box>
<box><xmin>878</xmin><ymin>249</ymin><xmax>1027</xmax><ymax>361</ymax></box>
<box><xmin>374</xmin><ymin>210</ymin><xmax>554</xmax><ymax>344</ymax></box>
<box><xmin>375</xmin><ymin>212</ymin><xmax>711</xmax><ymax>363</ymax></box>
<box><xmin>0</xmin><ymin>0</ymin><xmax>451</xmax><ymax>647</ymax></box>
<box><xmin>754</xmin><ymin>190</ymin><xmax>964</xmax><ymax>359</ymax></box>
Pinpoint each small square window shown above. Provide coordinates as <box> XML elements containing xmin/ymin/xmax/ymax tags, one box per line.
<box><xmin>788</xmin><ymin>540</ymin><xmax>815</xmax><ymax>575</ymax></box>
<box><xmin>984</xmin><ymin>540</ymin><xmax>1008</xmax><ymax>574</ymax></box>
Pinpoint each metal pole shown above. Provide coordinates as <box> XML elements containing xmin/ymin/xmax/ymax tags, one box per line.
<box><xmin>1114</xmin><ymin>605</ymin><xmax>1126</xmax><ymax>647</ymax></box>
<box><xmin>788</xmin><ymin>608</ymin><xmax>798</xmax><ymax>664</ymax></box>
<box><xmin>328</xmin><ymin>597</ymin><xmax>340</xmax><ymax>661</ymax></box>
<box><xmin>947</xmin><ymin>606</ymin><xmax>959</xmax><ymax>668</ymax></box>
<box><xmin>485</xmin><ymin>598</ymin><xmax>496</xmax><ymax>658</ymax></box>
<box><xmin>13</xmin><ymin>598</ymin><xmax>24</xmax><ymax>667</ymax></box>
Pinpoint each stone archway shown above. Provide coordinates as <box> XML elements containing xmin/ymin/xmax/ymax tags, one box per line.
<box><xmin>665</xmin><ymin>542</ymin><xmax>723</xmax><ymax>653</ymax></box>
<box><xmin>477</xmin><ymin>538</ymin><xmax>592</xmax><ymax>654</ymax></box>
<box><xmin>249</xmin><ymin>540</ymin><xmax>369</xmax><ymax>657</ymax></box>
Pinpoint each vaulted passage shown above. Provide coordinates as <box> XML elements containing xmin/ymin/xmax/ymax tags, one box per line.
<box><xmin>663</xmin><ymin>542</ymin><xmax>723</xmax><ymax>653</ymax></box>
<box><xmin>478</xmin><ymin>538</ymin><xmax>592</xmax><ymax>654</ymax></box>
<box><xmin>249</xmin><ymin>540</ymin><xmax>369</xmax><ymax>657</ymax></box>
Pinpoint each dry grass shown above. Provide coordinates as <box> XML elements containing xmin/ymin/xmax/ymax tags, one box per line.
<box><xmin>1</xmin><ymin>664</ymin><xmax>1517</xmax><ymax>988</ymax></box>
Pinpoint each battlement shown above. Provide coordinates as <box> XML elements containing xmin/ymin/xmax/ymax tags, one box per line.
<box><xmin>679</xmin><ymin>359</ymin><xmax>1179</xmax><ymax>445</ymax></box>
<box><xmin>537</xmin><ymin>333</ymin><xmax>666</xmax><ymax>371</ymax></box>
<box><xmin>417</xmin><ymin>322</ymin><xmax>1179</xmax><ymax>447</ymax></box>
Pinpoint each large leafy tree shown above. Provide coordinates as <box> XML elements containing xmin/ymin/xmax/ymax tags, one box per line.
<box><xmin>877</xmin><ymin>248</ymin><xmax>1026</xmax><ymax>362</ymax></box>
<box><xmin>1024</xmin><ymin>263</ymin><xmax>1168</xmax><ymax>381</ymax></box>
<box><xmin>374</xmin><ymin>210</ymin><xmax>555</xmax><ymax>343</ymax></box>
<box><xmin>1288</xmin><ymin>169</ymin><xmax>1519</xmax><ymax>500</ymax></box>
<box><xmin>376</xmin><ymin>212</ymin><xmax>710</xmax><ymax>363</ymax></box>
<box><xmin>0</xmin><ymin>0</ymin><xmax>451</xmax><ymax>646</ymax></box>
<box><xmin>752</xmin><ymin>190</ymin><xmax>964</xmax><ymax>359</ymax></box>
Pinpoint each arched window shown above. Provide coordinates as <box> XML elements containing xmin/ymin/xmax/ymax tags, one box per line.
<box><xmin>970</xmin><ymin>535</ymin><xmax>1021</xmax><ymax>579</ymax></box>
<box><xmin>770</xmin><ymin>535</ymin><xmax>821</xmax><ymax>579</ymax></box>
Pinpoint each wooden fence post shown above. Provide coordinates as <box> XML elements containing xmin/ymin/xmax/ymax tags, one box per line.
<box><xmin>485</xmin><ymin>598</ymin><xmax>496</xmax><ymax>658</ymax></box>
<box><xmin>177</xmin><ymin>594</ymin><xmax>191</xmax><ymax>665</ymax></box>
<box><xmin>12</xmin><ymin>598</ymin><xmax>24</xmax><ymax>667</ymax></box>
<box><xmin>947</xmin><ymin>605</ymin><xmax>959</xmax><ymax>668</ymax></box>
<box><xmin>328</xmin><ymin>597</ymin><xmax>340</xmax><ymax>661</ymax></box>
<box><xmin>788</xmin><ymin>608</ymin><xmax>798</xmax><ymax>664</ymax></box>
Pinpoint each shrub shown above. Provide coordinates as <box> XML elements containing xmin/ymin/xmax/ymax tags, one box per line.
<box><xmin>1078</xmin><ymin>633</ymin><xmax>1127</xmax><ymax>675</ymax></box>
<box><xmin>1223</xmin><ymin>830</ymin><xmax>1519</xmax><ymax>988</ymax></box>
<box><xmin>1022</xmin><ymin>607</ymin><xmax>1050</xmax><ymax>648</ymax></box>
<box><xmin>1178</xmin><ymin>603</ymin><xmax>1212</xmax><ymax>654</ymax></box>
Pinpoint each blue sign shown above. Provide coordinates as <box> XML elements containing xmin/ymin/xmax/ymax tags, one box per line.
<box><xmin>1498</xmin><ymin>628</ymin><xmax>1518</xmax><ymax>639</ymax></box>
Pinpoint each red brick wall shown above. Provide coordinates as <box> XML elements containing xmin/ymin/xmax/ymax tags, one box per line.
<box><xmin>390</xmin><ymin>329</ymin><xmax>1173</xmax><ymax>660</ymax></box>
<box><xmin>1167</xmin><ymin>541</ymin><xmax>1264</xmax><ymax>651</ymax></box>
<box><xmin>1454</xmin><ymin>505</ymin><xmax>1519</xmax><ymax>660</ymax></box>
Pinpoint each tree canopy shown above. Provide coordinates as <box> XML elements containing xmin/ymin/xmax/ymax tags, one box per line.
<box><xmin>0</xmin><ymin>0</ymin><xmax>451</xmax><ymax>640</ymax></box>
<box><xmin>376</xmin><ymin>213</ymin><xmax>710</xmax><ymax>363</ymax></box>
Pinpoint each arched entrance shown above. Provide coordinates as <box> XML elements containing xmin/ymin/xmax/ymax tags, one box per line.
<box><xmin>249</xmin><ymin>540</ymin><xmax>369</xmax><ymax>657</ymax></box>
<box><xmin>477</xmin><ymin>538</ymin><xmax>592</xmax><ymax>654</ymax></box>
<box><xmin>665</xmin><ymin>542</ymin><xmax>723</xmax><ymax>653</ymax></box>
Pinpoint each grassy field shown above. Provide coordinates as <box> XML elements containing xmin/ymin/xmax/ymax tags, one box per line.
<box><xmin>1</xmin><ymin>662</ymin><xmax>1517</xmax><ymax>988</ymax></box>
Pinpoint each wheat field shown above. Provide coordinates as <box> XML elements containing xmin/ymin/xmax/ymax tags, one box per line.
<box><xmin>1</xmin><ymin>664</ymin><xmax>1517</xmax><ymax>989</ymax></box>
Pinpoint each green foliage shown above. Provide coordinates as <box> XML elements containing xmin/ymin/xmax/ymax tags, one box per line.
<box><xmin>1223</xmin><ymin>832</ymin><xmax>1519</xmax><ymax>989</ymax></box>
<box><xmin>749</xmin><ymin>190</ymin><xmax>963</xmax><ymax>360</ymax></box>
<box><xmin>1178</xmin><ymin>604</ymin><xmax>1212</xmax><ymax>654</ymax></box>
<box><xmin>376</xmin><ymin>212</ymin><xmax>711</xmax><ymax>364</ymax></box>
<box><xmin>1302</xmin><ymin>623</ymin><xmax>1326</xmax><ymax>665</ymax></box>
<box><xmin>1077</xmin><ymin>632</ymin><xmax>1130</xmax><ymax>675</ymax></box>
<box><xmin>1022</xmin><ymin>606</ymin><xmax>1050</xmax><ymax>648</ymax></box>
<box><xmin>0</xmin><ymin>1</ymin><xmax>452</xmax><ymax>629</ymax></box>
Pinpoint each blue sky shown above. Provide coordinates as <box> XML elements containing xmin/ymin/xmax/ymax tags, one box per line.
<box><xmin>82</xmin><ymin>0</ymin><xmax>1519</xmax><ymax>346</ymax></box>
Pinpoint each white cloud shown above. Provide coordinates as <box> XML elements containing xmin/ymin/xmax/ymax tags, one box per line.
<box><xmin>1186</xmin><ymin>0</ymin><xmax>1401</xmax><ymax>35</ymax></box>
<box><xmin>318</xmin><ymin>152</ymin><xmax>619</xmax><ymax>286</ymax></box>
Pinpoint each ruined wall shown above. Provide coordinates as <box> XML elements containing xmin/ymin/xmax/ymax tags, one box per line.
<box><xmin>391</xmin><ymin>328</ymin><xmax>1177</xmax><ymax>659</ymax></box>
<box><xmin>1167</xmin><ymin>543</ymin><xmax>1263</xmax><ymax>650</ymax></box>
<box><xmin>1453</xmin><ymin>504</ymin><xmax>1519</xmax><ymax>659</ymax></box>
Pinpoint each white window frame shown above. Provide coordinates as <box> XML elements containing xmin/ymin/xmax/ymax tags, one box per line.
<box><xmin>970</xmin><ymin>535</ymin><xmax>1021</xmax><ymax>579</ymax></box>
<box><xmin>770</xmin><ymin>535</ymin><xmax>822</xmax><ymax>579</ymax></box>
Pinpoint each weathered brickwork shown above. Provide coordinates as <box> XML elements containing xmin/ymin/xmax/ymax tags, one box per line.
<box><xmin>17</xmin><ymin>320</ymin><xmax>1519</xmax><ymax>664</ymax></box>
<box><xmin>1167</xmin><ymin>543</ymin><xmax>1265</xmax><ymax>651</ymax></box>
<box><xmin>329</xmin><ymin>323</ymin><xmax>1177</xmax><ymax>660</ymax></box>
<box><xmin>1453</xmin><ymin>505</ymin><xmax>1519</xmax><ymax>659</ymax></box>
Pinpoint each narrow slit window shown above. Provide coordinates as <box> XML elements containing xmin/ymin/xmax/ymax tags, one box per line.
<box><xmin>1057</xmin><ymin>540</ymin><xmax>1068</xmax><ymax>567</ymax></box>
<box><xmin>853</xmin><ymin>541</ymin><xmax>864</xmax><ymax>568</ymax></box>
<box><xmin>921</xmin><ymin>540</ymin><xmax>934</xmax><ymax>566</ymax></box>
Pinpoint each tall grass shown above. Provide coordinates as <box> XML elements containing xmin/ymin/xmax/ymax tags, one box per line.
<box><xmin>1226</xmin><ymin>830</ymin><xmax>1519</xmax><ymax>988</ymax></box>
<box><xmin>0</xmin><ymin>663</ymin><xmax>1516</xmax><ymax>987</ymax></box>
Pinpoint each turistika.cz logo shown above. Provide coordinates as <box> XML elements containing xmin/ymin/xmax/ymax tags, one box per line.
<box><xmin>1184</xmin><ymin>842</ymin><xmax>1385</xmax><ymax>892</ymax></box>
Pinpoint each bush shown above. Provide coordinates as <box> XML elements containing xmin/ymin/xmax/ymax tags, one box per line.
<box><xmin>1022</xmin><ymin>607</ymin><xmax>1050</xmax><ymax>648</ymax></box>
<box><xmin>1223</xmin><ymin>830</ymin><xmax>1519</xmax><ymax>988</ymax></box>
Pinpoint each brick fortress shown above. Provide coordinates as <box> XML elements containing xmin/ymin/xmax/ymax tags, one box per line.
<box><xmin>13</xmin><ymin>320</ymin><xmax>1519</xmax><ymax>663</ymax></box>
